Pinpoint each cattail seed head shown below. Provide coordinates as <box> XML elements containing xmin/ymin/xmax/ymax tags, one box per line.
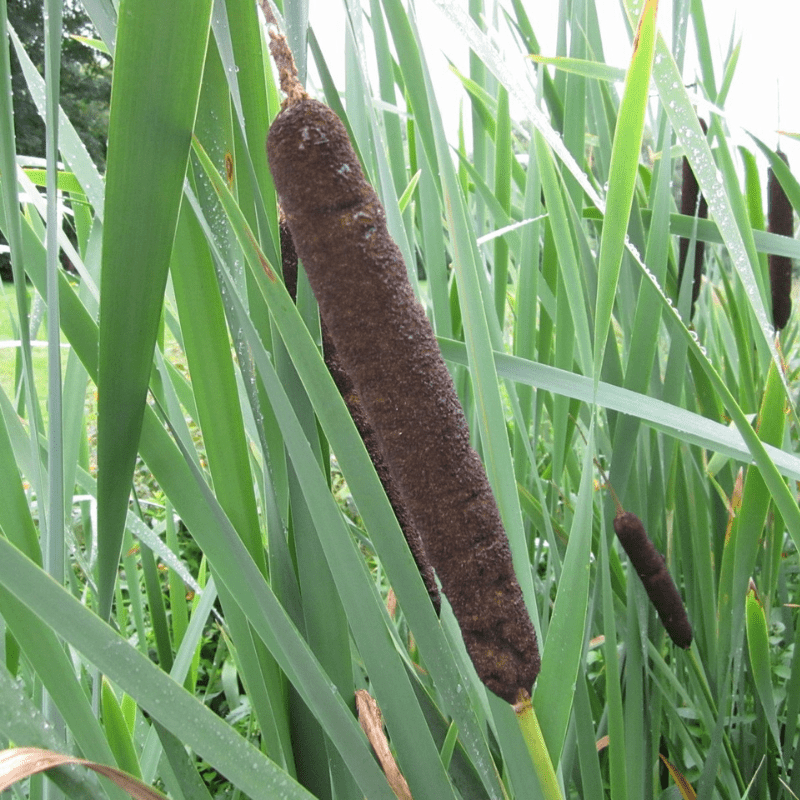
<box><xmin>678</xmin><ymin>119</ymin><xmax>708</xmax><ymax>314</ymax></box>
<box><xmin>613</xmin><ymin>511</ymin><xmax>693</xmax><ymax>649</ymax></box>
<box><xmin>279</xmin><ymin>220</ymin><xmax>441</xmax><ymax>614</ymax></box>
<box><xmin>268</xmin><ymin>98</ymin><xmax>539</xmax><ymax>701</ymax></box>
<box><xmin>768</xmin><ymin>150</ymin><xmax>793</xmax><ymax>331</ymax></box>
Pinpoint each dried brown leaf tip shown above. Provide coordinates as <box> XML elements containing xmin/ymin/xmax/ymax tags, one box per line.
<box><xmin>267</xmin><ymin>94</ymin><xmax>539</xmax><ymax>702</ymax></box>
<box><xmin>257</xmin><ymin>0</ymin><xmax>306</xmax><ymax>107</ymax></box>
<box><xmin>356</xmin><ymin>690</ymin><xmax>413</xmax><ymax>800</ymax></box>
<box><xmin>678</xmin><ymin>118</ymin><xmax>708</xmax><ymax>315</ymax></box>
<box><xmin>613</xmin><ymin>511</ymin><xmax>693</xmax><ymax>649</ymax></box>
<box><xmin>768</xmin><ymin>150</ymin><xmax>794</xmax><ymax>331</ymax></box>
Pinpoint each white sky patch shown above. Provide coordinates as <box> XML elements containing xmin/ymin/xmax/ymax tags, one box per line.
<box><xmin>305</xmin><ymin>0</ymin><xmax>800</xmax><ymax>166</ymax></box>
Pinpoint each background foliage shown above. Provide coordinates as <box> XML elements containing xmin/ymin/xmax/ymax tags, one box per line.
<box><xmin>1</xmin><ymin>0</ymin><xmax>799</xmax><ymax>798</ymax></box>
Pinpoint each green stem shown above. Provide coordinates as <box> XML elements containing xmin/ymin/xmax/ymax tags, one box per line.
<box><xmin>515</xmin><ymin>691</ymin><xmax>565</xmax><ymax>800</ymax></box>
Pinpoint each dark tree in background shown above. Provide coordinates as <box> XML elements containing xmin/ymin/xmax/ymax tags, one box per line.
<box><xmin>10</xmin><ymin>0</ymin><xmax>111</xmax><ymax>168</ymax></box>
<box><xmin>4</xmin><ymin>1</ymin><xmax>110</xmax><ymax>280</ymax></box>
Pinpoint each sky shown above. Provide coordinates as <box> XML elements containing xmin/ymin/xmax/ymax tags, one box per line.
<box><xmin>302</xmin><ymin>0</ymin><xmax>800</xmax><ymax>168</ymax></box>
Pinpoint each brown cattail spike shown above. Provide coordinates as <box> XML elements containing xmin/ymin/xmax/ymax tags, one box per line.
<box><xmin>280</xmin><ymin>220</ymin><xmax>441</xmax><ymax>614</ymax></box>
<box><xmin>612</xmin><ymin>511</ymin><xmax>693</xmax><ymax>649</ymax></box>
<box><xmin>268</xmin><ymin>97</ymin><xmax>539</xmax><ymax>703</ymax></box>
<box><xmin>768</xmin><ymin>150</ymin><xmax>793</xmax><ymax>331</ymax></box>
<box><xmin>678</xmin><ymin>118</ymin><xmax>709</xmax><ymax>315</ymax></box>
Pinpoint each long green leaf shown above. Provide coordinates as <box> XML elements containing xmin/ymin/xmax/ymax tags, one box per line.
<box><xmin>534</xmin><ymin>428</ymin><xmax>595</xmax><ymax>764</ymax></box>
<box><xmin>593</xmin><ymin>0</ymin><xmax>658</xmax><ymax>382</ymax></box>
<box><xmin>0</xmin><ymin>538</ymin><xmax>318</xmax><ymax>800</ymax></box>
<box><xmin>97</xmin><ymin>0</ymin><xmax>212</xmax><ymax>617</ymax></box>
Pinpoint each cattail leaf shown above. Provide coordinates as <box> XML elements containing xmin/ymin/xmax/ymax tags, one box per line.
<box><xmin>652</xmin><ymin>36</ymin><xmax>792</xmax><ymax>407</ymax></box>
<box><xmin>0</xmin><ymin>746</ymin><xmax>165</xmax><ymax>798</ymax></box>
<box><xmin>534</xmin><ymin>434</ymin><xmax>595</xmax><ymax>764</ymax></box>
<box><xmin>4</xmin><ymin>180</ymin><xmax>399</xmax><ymax>796</ymax></box>
<box><xmin>221</xmin><ymin>0</ymin><xmax>280</xmax><ymax>253</ymax></box>
<box><xmin>171</xmin><ymin>207</ymin><xmax>264</xmax><ymax>575</ymax></box>
<box><xmin>0</xmin><ymin>406</ymin><xmax>41</xmax><ymax>564</ymax></box>
<box><xmin>741</xmin><ymin>146</ymin><xmax>771</xmax><ymax>304</ymax></box>
<box><xmin>492</xmin><ymin>84</ymin><xmax>511</xmax><ymax>324</ymax></box>
<box><xmin>527</xmin><ymin>54</ymin><xmax>626</xmax><ymax>83</ymax></box>
<box><xmin>101</xmin><ymin>679</ymin><xmax>142</xmax><ymax>781</ymax></box>
<box><xmin>745</xmin><ymin>583</ymin><xmax>782</xmax><ymax>754</ymax></box>
<box><xmin>0</xmin><ymin>585</ymin><xmax>118</xmax><ymax>774</ymax></box>
<box><xmin>397</xmin><ymin>169</ymin><xmax>422</xmax><ymax>213</ymax></box>
<box><xmin>0</xmin><ymin>679</ymin><xmax>115</xmax><ymax>800</ymax></box>
<box><xmin>4</xmin><ymin>127</ymin><xmax>443</xmax><ymax>799</ymax></box>
<box><xmin>605</xmin><ymin>27</ymin><xmax>800</xmax><ymax>600</ymax></box>
<box><xmin>609</xmin><ymin>116</ymin><xmax>675</xmax><ymax>498</ymax></box>
<box><xmin>438</xmin><ymin>339</ymin><xmax>800</xmax><ymax>483</ymax></box>
<box><xmin>0</xmin><ymin>539</ymin><xmax>322</xmax><ymax>800</ymax></box>
<box><xmin>97</xmin><ymin>0</ymin><xmax>213</xmax><ymax>619</ymax></box>
<box><xmin>7</xmin><ymin>24</ymin><xmax>105</xmax><ymax>216</ymax></box>
<box><xmin>718</xmin><ymin>357</ymin><xmax>787</xmax><ymax>682</ymax></box>
<box><xmin>593</xmin><ymin>0</ymin><xmax>658</xmax><ymax>383</ymax></box>
<box><xmin>535</xmin><ymin>131</ymin><xmax>592</xmax><ymax>374</ymax></box>
<box><xmin>175</xmin><ymin>44</ymin><xmax>294</xmax><ymax>768</ymax></box>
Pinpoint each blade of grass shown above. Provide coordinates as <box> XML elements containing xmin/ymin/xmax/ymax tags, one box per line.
<box><xmin>6</xmin><ymin>185</ymin><xmax>400</xmax><ymax>799</ymax></box>
<box><xmin>593</xmin><ymin>0</ymin><xmax>658</xmax><ymax>384</ymax></box>
<box><xmin>436</xmin><ymin>340</ymin><xmax>800</xmax><ymax>482</ymax></box>
<box><xmin>97</xmin><ymin>0</ymin><xmax>212</xmax><ymax>618</ymax></box>
<box><xmin>0</xmin><ymin>665</ymin><xmax>109</xmax><ymax>800</ymax></box>
<box><xmin>745</xmin><ymin>584</ymin><xmax>782</xmax><ymax>757</ymax></box>
<box><xmin>534</xmin><ymin>428</ymin><xmax>595</xmax><ymax>765</ymax></box>
<box><xmin>0</xmin><ymin>538</ymin><xmax>320</xmax><ymax>800</ymax></box>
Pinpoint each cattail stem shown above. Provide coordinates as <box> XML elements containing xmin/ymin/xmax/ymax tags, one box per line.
<box><xmin>514</xmin><ymin>690</ymin><xmax>565</xmax><ymax>800</ymax></box>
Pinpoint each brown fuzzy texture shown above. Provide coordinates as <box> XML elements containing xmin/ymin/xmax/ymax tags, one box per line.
<box><xmin>280</xmin><ymin>221</ymin><xmax>442</xmax><ymax>614</ymax></box>
<box><xmin>268</xmin><ymin>98</ymin><xmax>539</xmax><ymax>702</ymax></box>
<box><xmin>678</xmin><ymin>119</ymin><xmax>708</xmax><ymax>314</ymax></box>
<box><xmin>768</xmin><ymin>151</ymin><xmax>793</xmax><ymax>331</ymax></box>
<box><xmin>613</xmin><ymin>512</ymin><xmax>693</xmax><ymax>649</ymax></box>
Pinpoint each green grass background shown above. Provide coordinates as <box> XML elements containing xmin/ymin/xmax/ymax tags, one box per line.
<box><xmin>1</xmin><ymin>0</ymin><xmax>800</xmax><ymax>798</ymax></box>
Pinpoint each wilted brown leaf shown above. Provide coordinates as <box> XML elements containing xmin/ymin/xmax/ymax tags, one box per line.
<box><xmin>355</xmin><ymin>690</ymin><xmax>413</xmax><ymax>800</ymax></box>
